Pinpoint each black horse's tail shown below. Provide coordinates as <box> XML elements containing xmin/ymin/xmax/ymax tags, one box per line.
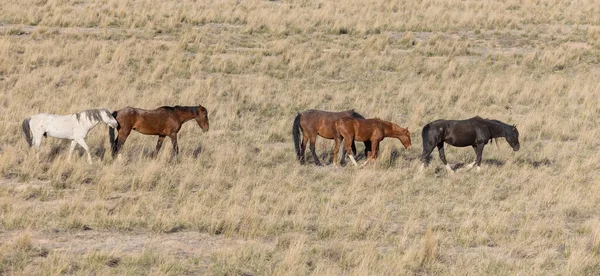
<box><xmin>421</xmin><ymin>123</ymin><xmax>431</xmax><ymax>145</ymax></box>
<box><xmin>292</xmin><ymin>113</ymin><xmax>302</xmax><ymax>160</ymax></box>
<box><xmin>420</xmin><ymin>123</ymin><xmax>432</xmax><ymax>163</ymax></box>
<box><xmin>109</xmin><ymin>111</ymin><xmax>118</xmax><ymax>154</ymax></box>
<box><xmin>21</xmin><ymin>117</ymin><xmax>33</xmax><ymax>147</ymax></box>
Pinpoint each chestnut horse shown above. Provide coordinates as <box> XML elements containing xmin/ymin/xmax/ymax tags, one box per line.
<box><xmin>292</xmin><ymin>109</ymin><xmax>370</xmax><ymax>166</ymax></box>
<box><xmin>109</xmin><ymin>105</ymin><xmax>209</xmax><ymax>157</ymax></box>
<box><xmin>420</xmin><ymin>116</ymin><xmax>519</xmax><ymax>172</ymax></box>
<box><xmin>334</xmin><ymin>117</ymin><xmax>411</xmax><ymax>167</ymax></box>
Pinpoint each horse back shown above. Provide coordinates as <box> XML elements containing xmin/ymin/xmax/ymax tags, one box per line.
<box><xmin>335</xmin><ymin>117</ymin><xmax>382</xmax><ymax>141</ymax></box>
<box><xmin>299</xmin><ymin>109</ymin><xmax>359</xmax><ymax>139</ymax></box>
<box><xmin>426</xmin><ymin>118</ymin><xmax>483</xmax><ymax>147</ymax></box>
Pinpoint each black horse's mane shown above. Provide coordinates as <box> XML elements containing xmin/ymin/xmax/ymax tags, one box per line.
<box><xmin>484</xmin><ymin>118</ymin><xmax>514</xmax><ymax>130</ymax></box>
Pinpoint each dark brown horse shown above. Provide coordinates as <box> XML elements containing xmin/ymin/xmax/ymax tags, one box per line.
<box><xmin>292</xmin><ymin>109</ymin><xmax>369</xmax><ymax>166</ymax></box>
<box><xmin>109</xmin><ymin>105</ymin><xmax>209</xmax><ymax>157</ymax></box>
<box><xmin>334</xmin><ymin>117</ymin><xmax>411</xmax><ymax>167</ymax></box>
<box><xmin>420</xmin><ymin>116</ymin><xmax>520</xmax><ymax>172</ymax></box>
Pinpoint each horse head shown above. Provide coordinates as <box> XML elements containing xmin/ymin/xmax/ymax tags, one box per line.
<box><xmin>101</xmin><ymin>109</ymin><xmax>119</xmax><ymax>128</ymax></box>
<box><xmin>393</xmin><ymin>124</ymin><xmax>411</xmax><ymax>149</ymax></box>
<box><xmin>195</xmin><ymin>105</ymin><xmax>209</xmax><ymax>132</ymax></box>
<box><xmin>505</xmin><ymin>125</ymin><xmax>520</xmax><ymax>151</ymax></box>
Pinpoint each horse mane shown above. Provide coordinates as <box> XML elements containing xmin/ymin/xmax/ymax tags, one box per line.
<box><xmin>484</xmin><ymin>118</ymin><xmax>512</xmax><ymax>130</ymax></box>
<box><xmin>76</xmin><ymin>108</ymin><xmax>111</xmax><ymax>123</ymax></box>
<box><xmin>165</xmin><ymin>105</ymin><xmax>206</xmax><ymax>117</ymax></box>
<box><xmin>349</xmin><ymin>109</ymin><xmax>365</xmax><ymax>119</ymax></box>
<box><xmin>159</xmin><ymin>106</ymin><xmax>176</xmax><ymax>111</ymax></box>
<box><xmin>159</xmin><ymin>106</ymin><xmax>190</xmax><ymax>113</ymax></box>
<box><xmin>482</xmin><ymin>118</ymin><xmax>516</xmax><ymax>142</ymax></box>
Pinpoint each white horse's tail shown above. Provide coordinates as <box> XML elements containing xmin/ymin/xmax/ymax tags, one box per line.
<box><xmin>22</xmin><ymin>117</ymin><xmax>33</xmax><ymax>147</ymax></box>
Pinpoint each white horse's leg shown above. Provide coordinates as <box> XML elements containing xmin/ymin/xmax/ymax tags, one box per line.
<box><xmin>465</xmin><ymin>161</ymin><xmax>476</xmax><ymax>170</ymax></box>
<box><xmin>76</xmin><ymin>139</ymin><xmax>92</xmax><ymax>164</ymax></box>
<box><xmin>32</xmin><ymin>133</ymin><xmax>44</xmax><ymax>161</ymax></box>
<box><xmin>67</xmin><ymin>140</ymin><xmax>77</xmax><ymax>162</ymax></box>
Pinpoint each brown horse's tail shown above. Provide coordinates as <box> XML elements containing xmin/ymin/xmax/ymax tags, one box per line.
<box><xmin>22</xmin><ymin>117</ymin><xmax>33</xmax><ymax>147</ymax></box>
<box><xmin>109</xmin><ymin>111</ymin><xmax>119</xmax><ymax>155</ymax></box>
<box><xmin>292</xmin><ymin>113</ymin><xmax>302</xmax><ymax>160</ymax></box>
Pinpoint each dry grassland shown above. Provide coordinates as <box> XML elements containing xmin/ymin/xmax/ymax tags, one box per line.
<box><xmin>1</xmin><ymin>0</ymin><xmax>600</xmax><ymax>275</ymax></box>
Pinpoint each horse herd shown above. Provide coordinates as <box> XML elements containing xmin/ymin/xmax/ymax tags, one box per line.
<box><xmin>293</xmin><ymin>109</ymin><xmax>520</xmax><ymax>172</ymax></box>
<box><xmin>21</xmin><ymin>105</ymin><xmax>520</xmax><ymax>172</ymax></box>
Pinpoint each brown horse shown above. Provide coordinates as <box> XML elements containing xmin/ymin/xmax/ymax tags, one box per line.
<box><xmin>109</xmin><ymin>105</ymin><xmax>209</xmax><ymax>157</ymax></box>
<box><xmin>334</xmin><ymin>117</ymin><xmax>411</xmax><ymax>167</ymax></box>
<box><xmin>292</xmin><ymin>109</ymin><xmax>370</xmax><ymax>166</ymax></box>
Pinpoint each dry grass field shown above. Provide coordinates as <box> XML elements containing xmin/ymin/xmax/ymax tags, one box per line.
<box><xmin>1</xmin><ymin>0</ymin><xmax>600</xmax><ymax>275</ymax></box>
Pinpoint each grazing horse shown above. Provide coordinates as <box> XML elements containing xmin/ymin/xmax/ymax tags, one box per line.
<box><xmin>110</xmin><ymin>105</ymin><xmax>209</xmax><ymax>157</ymax></box>
<box><xmin>334</xmin><ymin>117</ymin><xmax>411</xmax><ymax>167</ymax></box>
<box><xmin>21</xmin><ymin>108</ymin><xmax>118</xmax><ymax>164</ymax></box>
<box><xmin>420</xmin><ymin>116</ymin><xmax>520</xmax><ymax>172</ymax></box>
<box><xmin>292</xmin><ymin>109</ymin><xmax>370</xmax><ymax>166</ymax></box>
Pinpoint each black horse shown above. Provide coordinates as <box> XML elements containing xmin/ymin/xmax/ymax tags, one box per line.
<box><xmin>420</xmin><ymin>116</ymin><xmax>520</xmax><ymax>172</ymax></box>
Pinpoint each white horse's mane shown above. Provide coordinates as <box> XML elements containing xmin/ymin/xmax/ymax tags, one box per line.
<box><xmin>75</xmin><ymin>108</ymin><xmax>112</xmax><ymax>123</ymax></box>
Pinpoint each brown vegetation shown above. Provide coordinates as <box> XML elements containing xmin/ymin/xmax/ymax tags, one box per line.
<box><xmin>1</xmin><ymin>0</ymin><xmax>600</xmax><ymax>274</ymax></box>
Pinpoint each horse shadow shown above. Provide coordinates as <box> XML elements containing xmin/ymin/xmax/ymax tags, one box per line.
<box><xmin>44</xmin><ymin>140</ymin><xmax>108</xmax><ymax>162</ymax></box>
<box><xmin>514</xmin><ymin>157</ymin><xmax>554</xmax><ymax>168</ymax></box>
<box><xmin>390</xmin><ymin>148</ymin><xmax>420</xmax><ymax>165</ymax></box>
<box><xmin>193</xmin><ymin>145</ymin><xmax>204</xmax><ymax>159</ymax></box>
<box><xmin>92</xmin><ymin>147</ymin><xmax>106</xmax><ymax>161</ymax></box>
<box><xmin>318</xmin><ymin>146</ymin><xmax>415</xmax><ymax>166</ymax></box>
<box><xmin>450</xmin><ymin>159</ymin><xmax>506</xmax><ymax>170</ymax></box>
<box><xmin>46</xmin><ymin>143</ymin><xmax>66</xmax><ymax>162</ymax></box>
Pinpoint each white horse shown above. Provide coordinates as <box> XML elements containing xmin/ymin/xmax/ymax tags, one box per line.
<box><xmin>22</xmin><ymin>108</ymin><xmax>118</xmax><ymax>164</ymax></box>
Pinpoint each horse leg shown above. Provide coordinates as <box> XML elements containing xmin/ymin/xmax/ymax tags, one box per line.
<box><xmin>67</xmin><ymin>140</ymin><xmax>77</xmax><ymax>162</ymax></box>
<box><xmin>309</xmin><ymin>136</ymin><xmax>322</xmax><ymax>166</ymax></box>
<box><xmin>299</xmin><ymin>134</ymin><xmax>308</xmax><ymax>164</ymax></box>
<box><xmin>154</xmin><ymin>136</ymin><xmax>165</xmax><ymax>157</ymax></box>
<box><xmin>113</xmin><ymin>127</ymin><xmax>131</xmax><ymax>158</ymax></box>
<box><xmin>344</xmin><ymin>138</ymin><xmax>358</xmax><ymax>166</ymax></box>
<box><xmin>474</xmin><ymin>143</ymin><xmax>484</xmax><ymax>172</ymax></box>
<box><xmin>340</xmin><ymin>138</ymin><xmax>346</xmax><ymax>165</ymax></box>
<box><xmin>466</xmin><ymin>146</ymin><xmax>478</xmax><ymax>170</ymax></box>
<box><xmin>169</xmin><ymin>134</ymin><xmax>179</xmax><ymax>156</ymax></box>
<box><xmin>75</xmin><ymin>138</ymin><xmax>92</xmax><ymax>164</ymax></box>
<box><xmin>420</xmin><ymin>142</ymin><xmax>435</xmax><ymax>169</ymax></box>
<box><xmin>361</xmin><ymin>140</ymin><xmax>379</xmax><ymax>167</ymax></box>
<box><xmin>32</xmin><ymin>132</ymin><xmax>44</xmax><ymax>161</ymax></box>
<box><xmin>437</xmin><ymin>143</ymin><xmax>453</xmax><ymax>173</ymax></box>
<box><xmin>363</xmin><ymin>141</ymin><xmax>372</xmax><ymax>160</ymax></box>
<box><xmin>333</xmin><ymin>136</ymin><xmax>341</xmax><ymax>167</ymax></box>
